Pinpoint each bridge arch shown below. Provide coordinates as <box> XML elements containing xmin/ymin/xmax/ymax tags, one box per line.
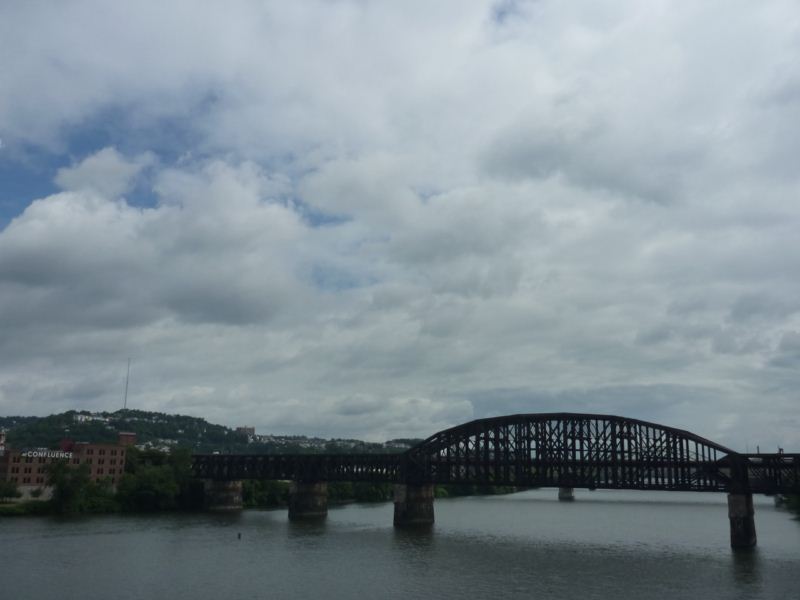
<box><xmin>403</xmin><ymin>413</ymin><xmax>738</xmax><ymax>491</ymax></box>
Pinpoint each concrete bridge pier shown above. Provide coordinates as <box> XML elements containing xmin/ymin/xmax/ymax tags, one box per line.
<box><xmin>204</xmin><ymin>480</ymin><xmax>243</xmax><ymax>511</ymax></box>
<box><xmin>728</xmin><ymin>493</ymin><xmax>757</xmax><ymax>549</ymax></box>
<box><xmin>393</xmin><ymin>484</ymin><xmax>435</xmax><ymax>527</ymax></box>
<box><xmin>558</xmin><ymin>487</ymin><xmax>575</xmax><ymax>501</ymax></box>
<box><xmin>288</xmin><ymin>481</ymin><xmax>328</xmax><ymax>520</ymax></box>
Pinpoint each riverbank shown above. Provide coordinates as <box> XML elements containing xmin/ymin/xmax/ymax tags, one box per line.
<box><xmin>0</xmin><ymin>481</ymin><xmax>522</xmax><ymax>517</ymax></box>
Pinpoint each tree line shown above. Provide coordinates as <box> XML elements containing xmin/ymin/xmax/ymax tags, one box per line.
<box><xmin>0</xmin><ymin>448</ymin><xmax>399</xmax><ymax>515</ymax></box>
<box><xmin>0</xmin><ymin>446</ymin><xmax>532</xmax><ymax>516</ymax></box>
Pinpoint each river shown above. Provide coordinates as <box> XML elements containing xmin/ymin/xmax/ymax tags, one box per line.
<box><xmin>1</xmin><ymin>489</ymin><xmax>798</xmax><ymax>599</ymax></box>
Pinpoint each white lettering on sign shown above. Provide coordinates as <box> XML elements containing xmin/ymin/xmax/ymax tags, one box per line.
<box><xmin>21</xmin><ymin>450</ymin><xmax>73</xmax><ymax>459</ymax></box>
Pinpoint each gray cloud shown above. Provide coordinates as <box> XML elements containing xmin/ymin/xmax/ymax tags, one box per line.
<box><xmin>1</xmin><ymin>2</ymin><xmax>799</xmax><ymax>447</ymax></box>
<box><xmin>55</xmin><ymin>147</ymin><xmax>156</xmax><ymax>198</ymax></box>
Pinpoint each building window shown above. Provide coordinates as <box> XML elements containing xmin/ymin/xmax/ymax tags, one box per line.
<box><xmin>85</xmin><ymin>459</ymin><xmax>92</xmax><ymax>465</ymax></box>
<box><xmin>98</xmin><ymin>459</ymin><xmax>105</xmax><ymax>465</ymax></box>
<box><xmin>111</xmin><ymin>450</ymin><xmax>117</xmax><ymax>456</ymax></box>
<box><xmin>99</xmin><ymin>449</ymin><xmax>106</xmax><ymax>455</ymax></box>
<box><xmin>110</xmin><ymin>459</ymin><xmax>116</xmax><ymax>465</ymax></box>
<box><xmin>97</xmin><ymin>468</ymin><xmax>103</xmax><ymax>475</ymax></box>
<box><xmin>87</xmin><ymin>449</ymin><xmax>94</xmax><ymax>455</ymax></box>
<box><xmin>38</xmin><ymin>457</ymin><xmax>45</xmax><ymax>463</ymax></box>
<box><xmin>25</xmin><ymin>457</ymin><xmax>33</xmax><ymax>463</ymax></box>
<box><xmin>73</xmin><ymin>458</ymin><xmax>80</xmax><ymax>465</ymax></box>
<box><xmin>12</xmin><ymin>456</ymin><xmax>20</xmax><ymax>463</ymax></box>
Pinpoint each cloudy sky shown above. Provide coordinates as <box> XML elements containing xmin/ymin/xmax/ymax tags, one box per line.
<box><xmin>1</xmin><ymin>1</ymin><xmax>798</xmax><ymax>448</ymax></box>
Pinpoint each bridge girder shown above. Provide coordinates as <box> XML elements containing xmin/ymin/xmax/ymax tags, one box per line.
<box><xmin>191</xmin><ymin>413</ymin><xmax>799</xmax><ymax>494</ymax></box>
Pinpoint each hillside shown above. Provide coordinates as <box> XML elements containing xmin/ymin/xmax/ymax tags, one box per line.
<box><xmin>0</xmin><ymin>409</ymin><xmax>420</xmax><ymax>454</ymax></box>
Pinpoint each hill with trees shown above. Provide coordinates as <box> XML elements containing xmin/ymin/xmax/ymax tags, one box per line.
<box><xmin>0</xmin><ymin>409</ymin><xmax>420</xmax><ymax>454</ymax></box>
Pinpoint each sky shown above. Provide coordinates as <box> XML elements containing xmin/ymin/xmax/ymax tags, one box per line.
<box><xmin>0</xmin><ymin>1</ymin><xmax>798</xmax><ymax>448</ymax></box>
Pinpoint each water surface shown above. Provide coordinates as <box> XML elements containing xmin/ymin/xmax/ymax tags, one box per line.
<box><xmin>2</xmin><ymin>489</ymin><xmax>798</xmax><ymax>599</ymax></box>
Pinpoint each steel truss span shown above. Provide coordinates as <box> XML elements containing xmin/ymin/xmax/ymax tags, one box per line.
<box><xmin>191</xmin><ymin>413</ymin><xmax>799</xmax><ymax>494</ymax></box>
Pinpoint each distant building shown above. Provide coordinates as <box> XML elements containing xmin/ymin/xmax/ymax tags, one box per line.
<box><xmin>0</xmin><ymin>431</ymin><xmax>136</xmax><ymax>501</ymax></box>
<box><xmin>236</xmin><ymin>426</ymin><xmax>255</xmax><ymax>437</ymax></box>
<box><xmin>73</xmin><ymin>413</ymin><xmax>110</xmax><ymax>424</ymax></box>
<box><xmin>117</xmin><ymin>432</ymin><xmax>137</xmax><ymax>447</ymax></box>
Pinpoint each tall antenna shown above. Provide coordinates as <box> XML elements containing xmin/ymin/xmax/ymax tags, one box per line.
<box><xmin>123</xmin><ymin>358</ymin><xmax>131</xmax><ymax>410</ymax></box>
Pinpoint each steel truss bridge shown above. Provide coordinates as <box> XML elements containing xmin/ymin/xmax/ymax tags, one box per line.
<box><xmin>192</xmin><ymin>413</ymin><xmax>799</xmax><ymax>495</ymax></box>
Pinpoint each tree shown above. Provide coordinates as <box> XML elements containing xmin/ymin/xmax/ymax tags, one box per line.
<box><xmin>117</xmin><ymin>465</ymin><xmax>178</xmax><ymax>511</ymax></box>
<box><xmin>116</xmin><ymin>447</ymin><xmax>201</xmax><ymax>511</ymax></box>
<box><xmin>0</xmin><ymin>479</ymin><xmax>21</xmax><ymax>502</ymax></box>
<box><xmin>46</xmin><ymin>461</ymin><xmax>92</xmax><ymax>514</ymax></box>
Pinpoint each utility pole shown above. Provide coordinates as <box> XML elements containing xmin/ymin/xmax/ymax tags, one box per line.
<box><xmin>123</xmin><ymin>358</ymin><xmax>131</xmax><ymax>410</ymax></box>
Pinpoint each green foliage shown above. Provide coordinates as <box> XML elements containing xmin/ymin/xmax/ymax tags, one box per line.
<box><xmin>352</xmin><ymin>482</ymin><xmax>391</xmax><ymax>502</ymax></box>
<box><xmin>327</xmin><ymin>482</ymin><xmax>354</xmax><ymax>502</ymax></box>
<box><xmin>117</xmin><ymin>466</ymin><xmax>179</xmax><ymax>511</ymax></box>
<box><xmin>46</xmin><ymin>461</ymin><xmax>116</xmax><ymax>514</ymax></box>
<box><xmin>241</xmin><ymin>480</ymin><xmax>391</xmax><ymax>508</ymax></box>
<box><xmin>84</xmin><ymin>480</ymin><xmax>118</xmax><ymax>513</ymax></box>
<box><xmin>242</xmin><ymin>480</ymin><xmax>290</xmax><ymax>508</ymax></box>
<box><xmin>43</xmin><ymin>447</ymin><xmax>203</xmax><ymax>515</ymax></box>
<box><xmin>47</xmin><ymin>460</ymin><xmax>90</xmax><ymax>514</ymax></box>
<box><xmin>2</xmin><ymin>409</ymin><xmax>414</xmax><ymax>456</ymax></box>
<box><xmin>327</xmin><ymin>482</ymin><xmax>393</xmax><ymax>503</ymax></box>
<box><xmin>116</xmin><ymin>447</ymin><xmax>203</xmax><ymax>511</ymax></box>
<box><xmin>435</xmin><ymin>484</ymin><xmax>519</xmax><ymax>498</ymax></box>
<box><xmin>7</xmin><ymin>411</ymin><xmax>117</xmax><ymax>448</ymax></box>
<box><xmin>0</xmin><ymin>501</ymin><xmax>52</xmax><ymax>516</ymax></box>
<box><xmin>4</xmin><ymin>409</ymin><xmax>241</xmax><ymax>452</ymax></box>
<box><xmin>0</xmin><ymin>479</ymin><xmax>21</xmax><ymax>501</ymax></box>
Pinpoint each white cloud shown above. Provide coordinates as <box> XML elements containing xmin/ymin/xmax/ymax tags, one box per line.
<box><xmin>1</xmin><ymin>2</ymin><xmax>799</xmax><ymax>447</ymax></box>
<box><xmin>55</xmin><ymin>147</ymin><xmax>155</xmax><ymax>198</ymax></box>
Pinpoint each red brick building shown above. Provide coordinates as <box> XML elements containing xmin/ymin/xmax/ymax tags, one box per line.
<box><xmin>0</xmin><ymin>431</ymin><xmax>136</xmax><ymax>501</ymax></box>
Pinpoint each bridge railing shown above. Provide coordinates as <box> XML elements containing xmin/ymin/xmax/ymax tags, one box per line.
<box><xmin>193</xmin><ymin>453</ymin><xmax>404</xmax><ymax>483</ymax></box>
<box><xmin>741</xmin><ymin>453</ymin><xmax>800</xmax><ymax>494</ymax></box>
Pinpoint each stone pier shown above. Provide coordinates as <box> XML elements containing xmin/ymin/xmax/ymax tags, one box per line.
<box><xmin>393</xmin><ymin>483</ymin><xmax>435</xmax><ymax>527</ymax></box>
<box><xmin>558</xmin><ymin>487</ymin><xmax>575</xmax><ymax>501</ymax></box>
<box><xmin>204</xmin><ymin>480</ymin><xmax>243</xmax><ymax>511</ymax></box>
<box><xmin>288</xmin><ymin>481</ymin><xmax>328</xmax><ymax>520</ymax></box>
<box><xmin>728</xmin><ymin>493</ymin><xmax>757</xmax><ymax>549</ymax></box>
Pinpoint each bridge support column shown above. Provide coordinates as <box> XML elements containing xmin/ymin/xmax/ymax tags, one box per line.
<box><xmin>204</xmin><ymin>480</ymin><xmax>243</xmax><ymax>511</ymax></box>
<box><xmin>288</xmin><ymin>481</ymin><xmax>328</xmax><ymax>520</ymax></box>
<box><xmin>728</xmin><ymin>493</ymin><xmax>757</xmax><ymax>549</ymax></box>
<box><xmin>393</xmin><ymin>484</ymin><xmax>434</xmax><ymax>527</ymax></box>
<box><xmin>558</xmin><ymin>487</ymin><xmax>575</xmax><ymax>501</ymax></box>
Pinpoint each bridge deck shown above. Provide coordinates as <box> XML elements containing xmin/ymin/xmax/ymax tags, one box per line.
<box><xmin>192</xmin><ymin>414</ymin><xmax>799</xmax><ymax>494</ymax></box>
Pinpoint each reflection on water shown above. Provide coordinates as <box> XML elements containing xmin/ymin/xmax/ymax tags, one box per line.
<box><xmin>1</xmin><ymin>489</ymin><xmax>798</xmax><ymax>600</ymax></box>
<box><xmin>731</xmin><ymin>548</ymin><xmax>762</xmax><ymax>585</ymax></box>
<box><xmin>287</xmin><ymin>516</ymin><xmax>329</xmax><ymax>537</ymax></box>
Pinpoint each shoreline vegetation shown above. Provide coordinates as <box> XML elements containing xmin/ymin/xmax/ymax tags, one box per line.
<box><xmin>0</xmin><ymin>446</ymin><xmax>520</xmax><ymax>517</ymax></box>
<box><xmin>1</xmin><ymin>411</ymin><xmax>796</xmax><ymax>519</ymax></box>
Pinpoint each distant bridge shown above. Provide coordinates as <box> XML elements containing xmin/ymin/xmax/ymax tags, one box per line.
<box><xmin>192</xmin><ymin>413</ymin><xmax>799</xmax><ymax>548</ymax></box>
